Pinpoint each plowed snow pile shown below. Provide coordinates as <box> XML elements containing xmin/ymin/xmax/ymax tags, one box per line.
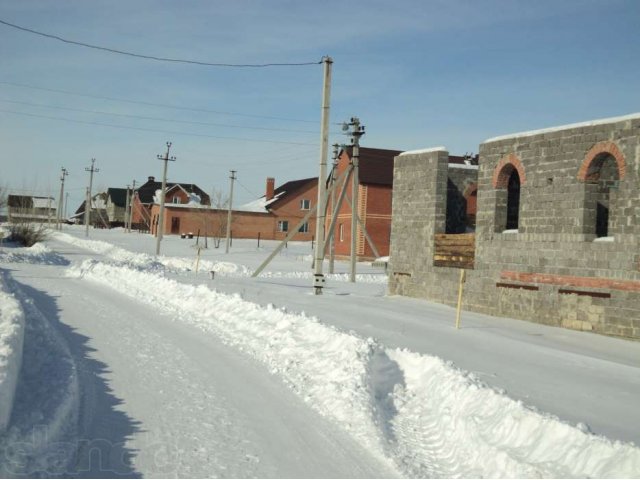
<box><xmin>68</xmin><ymin>259</ymin><xmax>640</xmax><ymax>478</ymax></box>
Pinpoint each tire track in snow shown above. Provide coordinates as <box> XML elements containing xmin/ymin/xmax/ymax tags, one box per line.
<box><xmin>68</xmin><ymin>259</ymin><xmax>640</xmax><ymax>478</ymax></box>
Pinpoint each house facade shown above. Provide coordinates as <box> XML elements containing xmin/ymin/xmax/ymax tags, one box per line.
<box><xmin>388</xmin><ymin>113</ymin><xmax>640</xmax><ymax>339</ymax></box>
<box><xmin>7</xmin><ymin>195</ymin><xmax>56</xmax><ymax>223</ymax></box>
<box><xmin>326</xmin><ymin>147</ymin><xmax>401</xmax><ymax>260</ymax></box>
<box><xmin>148</xmin><ymin>176</ymin><xmax>318</xmax><ymax>242</ymax></box>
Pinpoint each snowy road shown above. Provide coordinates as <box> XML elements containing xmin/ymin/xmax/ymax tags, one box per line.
<box><xmin>6</xmin><ymin>241</ymin><xmax>397</xmax><ymax>477</ymax></box>
<box><xmin>2</xmin><ymin>228</ymin><xmax>640</xmax><ymax>478</ymax></box>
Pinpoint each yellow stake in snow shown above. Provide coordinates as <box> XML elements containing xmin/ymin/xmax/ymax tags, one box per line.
<box><xmin>195</xmin><ymin>246</ymin><xmax>202</xmax><ymax>274</ymax></box>
<box><xmin>455</xmin><ymin>268</ymin><xmax>466</xmax><ymax>329</ymax></box>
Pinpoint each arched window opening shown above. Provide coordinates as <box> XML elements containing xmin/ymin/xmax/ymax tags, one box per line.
<box><xmin>586</xmin><ymin>154</ymin><xmax>619</xmax><ymax>238</ymax></box>
<box><xmin>506</xmin><ymin>170</ymin><xmax>521</xmax><ymax>230</ymax></box>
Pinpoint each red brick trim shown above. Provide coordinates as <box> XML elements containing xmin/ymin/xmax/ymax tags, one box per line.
<box><xmin>492</xmin><ymin>153</ymin><xmax>526</xmax><ymax>188</ymax></box>
<box><xmin>462</xmin><ymin>182</ymin><xmax>478</xmax><ymax>199</ymax></box>
<box><xmin>577</xmin><ymin>141</ymin><xmax>626</xmax><ymax>181</ymax></box>
<box><xmin>501</xmin><ymin>271</ymin><xmax>640</xmax><ymax>292</ymax></box>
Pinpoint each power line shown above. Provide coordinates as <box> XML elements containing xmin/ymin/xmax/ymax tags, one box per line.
<box><xmin>0</xmin><ymin>19</ymin><xmax>322</xmax><ymax>68</ymax></box>
<box><xmin>0</xmin><ymin>109</ymin><xmax>318</xmax><ymax>146</ymax></box>
<box><xmin>0</xmin><ymin>80</ymin><xmax>318</xmax><ymax>124</ymax></box>
<box><xmin>0</xmin><ymin>98</ymin><xmax>321</xmax><ymax>135</ymax></box>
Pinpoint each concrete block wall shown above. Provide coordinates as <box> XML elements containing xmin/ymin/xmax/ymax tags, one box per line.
<box><xmin>389</xmin><ymin>114</ymin><xmax>640</xmax><ymax>339</ymax></box>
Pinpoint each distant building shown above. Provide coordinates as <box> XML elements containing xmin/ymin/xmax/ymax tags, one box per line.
<box><xmin>7</xmin><ymin>195</ymin><xmax>56</xmax><ymax>223</ymax></box>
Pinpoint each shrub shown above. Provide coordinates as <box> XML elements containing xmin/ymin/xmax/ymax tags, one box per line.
<box><xmin>7</xmin><ymin>223</ymin><xmax>48</xmax><ymax>247</ymax></box>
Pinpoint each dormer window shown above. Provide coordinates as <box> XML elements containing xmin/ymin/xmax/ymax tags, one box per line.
<box><xmin>172</xmin><ymin>197</ymin><xmax>181</xmax><ymax>204</ymax></box>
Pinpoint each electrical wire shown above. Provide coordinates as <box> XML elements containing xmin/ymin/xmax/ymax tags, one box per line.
<box><xmin>0</xmin><ymin>99</ymin><xmax>321</xmax><ymax>134</ymax></box>
<box><xmin>0</xmin><ymin>81</ymin><xmax>319</xmax><ymax>123</ymax></box>
<box><xmin>0</xmin><ymin>19</ymin><xmax>322</xmax><ymax>68</ymax></box>
<box><xmin>0</xmin><ymin>109</ymin><xmax>318</xmax><ymax>146</ymax></box>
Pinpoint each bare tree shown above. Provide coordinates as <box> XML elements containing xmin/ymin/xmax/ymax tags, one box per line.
<box><xmin>208</xmin><ymin>189</ymin><xmax>229</xmax><ymax>248</ymax></box>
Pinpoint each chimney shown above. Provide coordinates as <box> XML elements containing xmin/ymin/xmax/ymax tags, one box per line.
<box><xmin>148</xmin><ymin>176</ymin><xmax>155</xmax><ymax>182</ymax></box>
<box><xmin>266</xmin><ymin>177</ymin><xmax>275</xmax><ymax>200</ymax></box>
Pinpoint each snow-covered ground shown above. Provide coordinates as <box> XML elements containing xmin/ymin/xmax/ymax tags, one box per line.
<box><xmin>1</xmin><ymin>225</ymin><xmax>639</xmax><ymax>477</ymax></box>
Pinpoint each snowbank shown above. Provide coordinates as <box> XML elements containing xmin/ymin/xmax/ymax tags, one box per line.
<box><xmin>54</xmin><ymin>232</ymin><xmax>387</xmax><ymax>283</ymax></box>
<box><xmin>0</xmin><ymin>270</ymin><xmax>79</xmax><ymax>476</ymax></box>
<box><xmin>68</xmin><ymin>260</ymin><xmax>640</xmax><ymax>478</ymax></box>
<box><xmin>0</xmin><ymin>270</ymin><xmax>25</xmax><ymax>431</ymax></box>
<box><xmin>0</xmin><ymin>243</ymin><xmax>69</xmax><ymax>265</ymax></box>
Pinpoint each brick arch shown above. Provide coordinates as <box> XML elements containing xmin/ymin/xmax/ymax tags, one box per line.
<box><xmin>577</xmin><ymin>141</ymin><xmax>626</xmax><ymax>181</ymax></box>
<box><xmin>492</xmin><ymin>153</ymin><xmax>526</xmax><ymax>189</ymax></box>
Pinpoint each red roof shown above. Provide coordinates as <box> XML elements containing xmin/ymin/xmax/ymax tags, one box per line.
<box><xmin>343</xmin><ymin>147</ymin><xmax>403</xmax><ymax>186</ymax></box>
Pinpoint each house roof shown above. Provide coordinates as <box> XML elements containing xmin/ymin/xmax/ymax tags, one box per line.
<box><xmin>135</xmin><ymin>177</ymin><xmax>210</xmax><ymax>205</ymax></box>
<box><xmin>7</xmin><ymin>195</ymin><xmax>55</xmax><ymax>209</ymax></box>
<box><xmin>107</xmin><ymin>188</ymin><xmax>128</xmax><ymax>208</ymax></box>
<box><xmin>343</xmin><ymin>147</ymin><xmax>404</xmax><ymax>186</ymax></box>
<box><xmin>237</xmin><ymin>177</ymin><xmax>318</xmax><ymax>213</ymax></box>
<box><xmin>267</xmin><ymin>177</ymin><xmax>317</xmax><ymax>210</ymax></box>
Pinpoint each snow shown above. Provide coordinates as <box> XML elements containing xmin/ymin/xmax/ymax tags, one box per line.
<box><xmin>236</xmin><ymin>192</ymin><xmax>283</xmax><ymax>212</ymax></box>
<box><xmin>31</xmin><ymin>197</ymin><xmax>55</xmax><ymax>209</ymax></box>
<box><xmin>449</xmin><ymin>163</ymin><xmax>479</xmax><ymax>170</ymax></box>
<box><xmin>0</xmin><ymin>271</ymin><xmax>25</xmax><ymax>431</ymax></box>
<box><xmin>484</xmin><ymin>112</ymin><xmax>640</xmax><ymax>143</ymax></box>
<box><xmin>398</xmin><ymin>146</ymin><xmax>447</xmax><ymax>156</ymax></box>
<box><xmin>66</xmin><ymin>258</ymin><xmax>640</xmax><ymax>478</ymax></box>
<box><xmin>2</xmin><ymin>225</ymin><xmax>640</xmax><ymax>477</ymax></box>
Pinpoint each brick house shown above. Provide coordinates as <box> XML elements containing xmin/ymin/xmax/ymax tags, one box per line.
<box><xmin>148</xmin><ymin>176</ymin><xmax>319</xmax><ymax>242</ymax></box>
<box><xmin>389</xmin><ymin>113</ymin><xmax>640</xmax><ymax>339</ymax></box>
<box><xmin>131</xmin><ymin>176</ymin><xmax>211</xmax><ymax>232</ymax></box>
<box><xmin>326</xmin><ymin>147</ymin><xmax>401</xmax><ymax>260</ymax></box>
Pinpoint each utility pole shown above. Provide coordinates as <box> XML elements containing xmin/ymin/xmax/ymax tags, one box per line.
<box><xmin>57</xmin><ymin>167</ymin><xmax>68</xmax><ymax>230</ymax></box>
<box><xmin>328</xmin><ymin>143</ymin><xmax>339</xmax><ymax>274</ymax></box>
<box><xmin>312</xmin><ymin>55</ymin><xmax>333</xmax><ymax>295</ymax></box>
<box><xmin>156</xmin><ymin>142</ymin><xmax>176</xmax><ymax>255</ymax></box>
<box><xmin>84</xmin><ymin>158</ymin><xmax>99</xmax><ymax>238</ymax></box>
<box><xmin>345</xmin><ymin>117</ymin><xmax>365</xmax><ymax>282</ymax></box>
<box><xmin>64</xmin><ymin>192</ymin><xmax>69</xmax><ymax>221</ymax></box>
<box><xmin>125</xmin><ymin>184</ymin><xmax>131</xmax><ymax>232</ymax></box>
<box><xmin>225</xmin><ymin>170</ymin><xmax>236</xmax><ymax>254</ymax></box>
<box><xmin>128</xmin><ymin>179</ymin><xmax>136</xmax><ymax>232</ymax></box>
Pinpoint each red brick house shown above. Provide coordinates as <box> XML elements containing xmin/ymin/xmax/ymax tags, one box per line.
<box><xmin>145</xmin><ymin>176</ymin><xmax>320</xmax><ymax>242</ymax></box>
<box><xmin>326</xmin><ymin>147</ymin><xmax>479</xmax><ymax>260</ymax></box>
<box><xmin>326</xmin><ymin>147</ymin><xmax>402</xmax><ymax>260</ymax></box>
<box><xmin>235</xmin><ymin>176</ymin><xmax>318</xmax><ymax>242</ymax></box>
<box><xmin>131</xmin><ymin>176</ymin><xmax>210</xmax><ymax>232</ymax></box>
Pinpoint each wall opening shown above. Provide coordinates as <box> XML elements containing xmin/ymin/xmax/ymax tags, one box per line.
<box><xmin>506</xmin><ymin>169</ymin><xmax>521</xmax><ymax>230</ymax></box>
<box><xmin>586</xmin><ymin>153</ymin><xmax>619</xmax><ymax>238</ymax></box>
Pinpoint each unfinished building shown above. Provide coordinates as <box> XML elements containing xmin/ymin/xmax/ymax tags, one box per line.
<box><xmin>389</xmin><ymin>113</ymin><xmax>640</xmax><ymax>338</ymax></box>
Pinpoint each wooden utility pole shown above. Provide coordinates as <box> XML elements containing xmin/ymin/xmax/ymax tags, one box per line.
<box><xmin>128</xmin><ymin>179</ymin><xmax>136</xmax><ymax>232</ymax></box>
<box><xmin>225</xmin><ymin>170</ymin><xmax>236</xmax><ymax>254</ymax></box>
<box><xmin>124</xmin><ymin>184</ymin><xmax>131</xmax><ymax>231</ymax></box>
<box><xmin>57</xmin><ymin>167</ymin><xmax>68</xmax><ymax>230</ymax></box>
<box><xmin>312</xmin><ymin>55</ymin><xmax>333</xmax><ymax>294</ymax></box>
<box><xmin>328</xmin><ymin>143</ymin><xmax>339</xmax><ymax>274</ymax></box>
<box><xmin>346</xmin><ymin>117</ymin><xmax>365</xmax><ymax>282</ymax></box>
<box><xmin>156</xmin><ymin>142</ymin><xmax>176</xmax><ymax>255</ymax></box>
<box><xmin>84</xmin><ymin>159</ymin><xmax>99</xmax><ymax>238</ymax></box>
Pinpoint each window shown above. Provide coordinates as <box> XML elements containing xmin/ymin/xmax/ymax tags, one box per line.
<box><xmin>587</xmin><ymin>154</ymin><xmax>619</xmax><ymax>238</ymax></box>
<box><xmin>298</xmin><ymin>222</ymin><xmax>309</xmax><ymax>233</ymax></box>
<box><xmin>300</xmin><ymin>199</ymin><xmax>310</xmax><ymax>210</ymax></box>
<box><xmin>339</xmin><ymin>223</ymin><xmax>344</xmax><ymax>242</ymax></box>
<box><xmin>277</xmin><ymin>220</ymin><xmax>289</xmax><ymax>232</ymax></box>
<box><xmin>505</xmin><ymin>170</ymin><xmax>520</xmax><ymax>230</ymax></box>
<box><xmin>172</xmin><ymin>197</ymin><xmax>181</xmax><ymax>204</ymax></box>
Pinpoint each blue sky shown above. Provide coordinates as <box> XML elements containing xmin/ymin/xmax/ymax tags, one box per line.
<box><xmin>1</xmin><ymin>0</ymin><xmax>639</xmax><ymax>210</ymax></box>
